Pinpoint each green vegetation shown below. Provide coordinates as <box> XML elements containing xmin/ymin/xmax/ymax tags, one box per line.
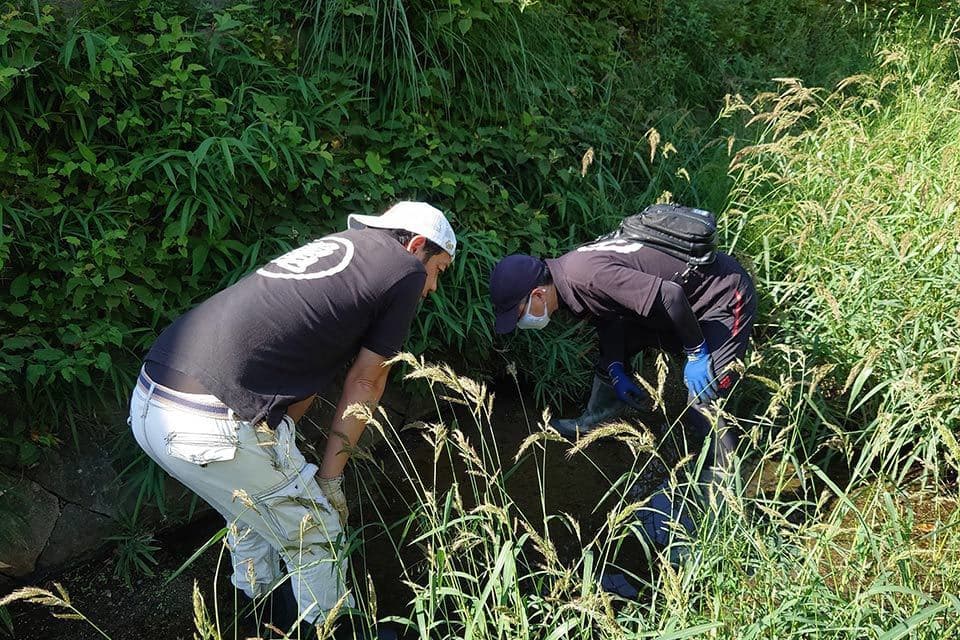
<box><xmin>2</xmin><ymin>0</ymin><xmax>959</xmax><ymax>638</ymax></box>
<box><xmin>726</xmin><ymin>20</ymin><xmax>960</xmax><ymax>482</ymax></box>
<box><xmin>0</xmin><ymin>0</ymin><xmax>869</xmax><ymax>446</ymax></box>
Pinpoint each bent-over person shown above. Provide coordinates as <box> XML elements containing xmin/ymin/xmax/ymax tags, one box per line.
<box><xmin>129</xmin><ymin>202</ymin><xmax>456</xmax><ymax>638</ymax></box>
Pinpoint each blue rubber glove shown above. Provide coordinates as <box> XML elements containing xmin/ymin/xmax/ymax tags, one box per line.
<box><xmin>607</xmin><ymin>361</ymin><xmax>649</xmax><ymax>410</ymax></box>
<box><xmin>684</xmin><ymin>342</ymin><xmax>718</xmax><ymax>402</ymax></box>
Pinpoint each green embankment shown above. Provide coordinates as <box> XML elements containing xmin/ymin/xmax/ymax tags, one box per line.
<box><xmin>2</xmin><ymin>1</ymin><xmax>959</xmax><ymax>637</ymax></box>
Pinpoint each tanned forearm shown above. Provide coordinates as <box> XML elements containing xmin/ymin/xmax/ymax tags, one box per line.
<box><xmin>318</xmin><ymin>374</ymin><xmax>387</xmax><ymax>479</ymax></box>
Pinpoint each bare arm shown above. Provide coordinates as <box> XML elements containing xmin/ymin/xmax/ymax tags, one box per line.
<box><xmin>286</xmin><ymin>395</ymin><xmax>316</xmax><ymax>423</ymax></box>
<box><xmin>318</xmin><ymin>347</ymin><xmax>391</xmax><ymax>479</ymax></box>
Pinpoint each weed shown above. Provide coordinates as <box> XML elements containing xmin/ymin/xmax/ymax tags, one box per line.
<box><xmin>0</xmin><ymin>584</ymin><xmax>110</xmax><ymax>639</ymax></box>
<box><xmin>106</xmin><ymin>512</ymin><xmax>160</xmax><ymax>588</ymax></box>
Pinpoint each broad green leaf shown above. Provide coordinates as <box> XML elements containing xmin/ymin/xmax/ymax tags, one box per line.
<box><xmin>8</xmin><ymin>19</ymin><xmax>41</xmax><ymax>34</ymax></box>
<box><xmin>26</xmin><ymin>364</ymin><xmax>46</xmax><ymax>386</ymax></box>
<box><xmin>219</xmin><ymin>139</ymin><xmax>234</xmax><ymax>176</ymax></box>
<box><xmin>77</xmin><ymin>142</ymin><xmax>97</xmax><ymax>165</ymax></box>
<box><xmin>436</xmin><ymin>10</ymin><xmax>455</xmax><ymax>27</ymax></box>
<box><xmin>63</xmin><ymin>34</ymin><xmax>78</xmax><ymax>68</ymax></box>
<box><xmin>162</xmin><ymin>162</ymin><xmax>177</xmax><ymax>186</ymax></box>
<box><xmin>252</xmin><ymin>93</ymin><xmax>277</xmax><ymax>113</ymax></box>
<box><xmin>192</xmin><ymin>243</ymin><xmax>210</xmax><ymax>275</ymax></box>
<box><xmin>75</xmin><ymin>367</ymin><xmax>92</xmax><ymax>386</ymax></box>
<box><xmin>3</xmin><ymin>336</ymin><xmax>35</xmax><ymax>350</ymax></box>
<box><xmin>364</xmin><ymin>151</ymin><xmax>384</xmax><ymax>175</ymax></box>
<box><xmin>10</xmin><ymin>273</ymin><xmax>29</xmax><ymax>297</ymax></box>
<box><xmin>95</xmin><ymin>352</ymin><xmax>112</xmax><ymax>371</ymax></box>
<box><xmin>192</xmin><ymin>137</ymin><xmax>216</xmax><ymax>168</ymax></box>
<box><xmin>8</xmin><ymin>303</ymin><xmax>27</xmax><ymax>317</ymax></box>
<box><xmin>215</xmin><ymin>13</ymin><xmax>243</xmax><ymax>32</ymax></box>
<box><xmin>82</xmin><ymin>32</ymin><xmax>96</xmax><ymax>73</ymax></box>
<box><xmin>35</xmin><ymin>348</ymin><xmax>66</xmax><ymax>362</ymax></box>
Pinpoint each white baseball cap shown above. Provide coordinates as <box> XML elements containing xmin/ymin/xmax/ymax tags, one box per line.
<box><xmin>347</xmin><ymin>201</ymin><xmax>457</xmax><ymax>258</ymax></box>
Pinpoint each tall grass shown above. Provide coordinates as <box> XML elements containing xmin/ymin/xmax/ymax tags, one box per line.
<box><xmin>346</xmin><ymin>347</ymin><xmax>959</xmax><ymax>639</ymax></box>
<box><xmin>724</xmin><ymin>15</ymin><xmax>960</xmax><ymax>485</ymax></box>
<box><xmin>339</xmin><ymin>15</ymin><xmax>960</xmax><ymax>639</ymax></box>
<box><xmin>8</xmin><ymin>349</ymin><xmax>960</xmax><ymax>638</ymax></box>
<box><xmin>299</xmin><ymin>0</ymin><xmax>586</xmax><ymax>119</ymax></box>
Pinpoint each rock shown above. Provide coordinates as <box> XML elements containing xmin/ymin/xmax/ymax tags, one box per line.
<box><xmin>0</xmin><ymin>474</ymin><xmax>61</xmax><ymax>577</ymax></box>
<box><xmin>36</xmin><ymin>503</ymin><xmax>115</xmax><ymax>570</ymax></box>
<box><xmin>27</xmin><ymin>443</ymin><xmax>119</xmax><ymax>517</ymax></box>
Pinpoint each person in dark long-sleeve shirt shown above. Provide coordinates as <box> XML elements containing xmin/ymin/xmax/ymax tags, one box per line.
<box><xmin>489</xmin><ymin>233</ymin><xmax>756</xmax><ymax>572</ymax></box>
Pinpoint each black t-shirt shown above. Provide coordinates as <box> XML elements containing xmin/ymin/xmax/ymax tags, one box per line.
<box><xmin>146</xmin><ymin>229</ymin><xmax>426</xmax><ymax>427</ymax></box>
<box><xmin>546</xmin><ymin>239</ymin><xmax>751</xmax><ymax>356</ymax></box>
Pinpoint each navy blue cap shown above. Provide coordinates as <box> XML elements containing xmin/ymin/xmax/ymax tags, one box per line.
<box><xmin>490</xmin><ymin>254</ymin><xmax>544</xmax><ymax>334</ymax></box>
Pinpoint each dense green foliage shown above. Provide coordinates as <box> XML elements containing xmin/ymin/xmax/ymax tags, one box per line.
<box><xmin>3</xmin><ymin>0</ymin><xmax>960</xmax><ymax>637</ymax></box>
<box><xmin>0</xmin><ymin>0</ymin><xmax>865</xmax><ymax>466</ymax></box>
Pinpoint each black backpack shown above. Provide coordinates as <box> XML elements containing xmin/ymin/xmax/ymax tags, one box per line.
<box><xmin>594</xmin><ymin>203</ymin><xmax>717</xmax><ymax>282</ymax></box>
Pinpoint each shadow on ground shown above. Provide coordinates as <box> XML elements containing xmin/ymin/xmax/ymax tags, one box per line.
<box><xmin>4</xmin><ymin>369</ymin><xmax>843</xmax><ymax>639</ymax></box>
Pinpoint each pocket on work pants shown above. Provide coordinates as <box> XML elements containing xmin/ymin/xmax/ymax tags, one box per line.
<box><xmin>165</xmin><ymin>415</ymin><xmax>240</xmax><ymax>465</ymax></box>
<box><xmin>252</xmin><ymin>415</ymin><xmax>309</xmax><ymax>473</ymax></box>
<box><xmin>255</xmin><ymin>464</ymin><xmax>340</xmax><ymax>547</ymax></box>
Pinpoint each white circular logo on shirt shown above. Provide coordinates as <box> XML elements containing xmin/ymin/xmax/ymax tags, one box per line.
<box><xmin>577</xmin><ymin>239</ymin><xmax>644</xmax><ymax>254</ymax></box>
<box><xmin>256</xmin><ymin>237</ymin><xmax>355</xmax><ymax>280</ymax></box>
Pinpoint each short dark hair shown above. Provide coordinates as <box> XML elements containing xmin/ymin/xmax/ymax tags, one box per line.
<box><xmin>535</xmin><ymin>264</ymin><xmax>552</xmax><ymax>287</ymax></box>
<box><xmin>383</xmin><ymin>228</ymin><xmax>446</xmax><ymax>260</ymax></box>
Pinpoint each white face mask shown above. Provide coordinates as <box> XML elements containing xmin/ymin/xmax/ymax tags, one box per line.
<box><xmin>517</xmin><ymin>291</ymin><xmax>550</xmax><ymax>330</ymax></box>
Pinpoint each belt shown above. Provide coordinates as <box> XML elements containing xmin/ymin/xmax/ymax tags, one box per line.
<box><xmin>136</xmin><ymin>369</ymin><xmax>232</xmax><ymax>419</ymax></box>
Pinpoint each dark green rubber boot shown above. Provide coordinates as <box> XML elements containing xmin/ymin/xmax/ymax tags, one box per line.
<box><xmin>550</xmin><ymin>374</ymin><xmax>627</xmax><ymax>439</ymax></box>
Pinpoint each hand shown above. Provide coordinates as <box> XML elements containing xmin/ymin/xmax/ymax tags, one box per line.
<box><xmin>316</xmin><ymin>474</ymin><xmax>348</xmax><ymax>527</ymax></box>
<box><xmin>607</xmin><ymin>361</ymin><xmax>649</xmax><ymax>410</ymax></box>
<box><xmin>683</xmin><ymin>342</ymin><xmax>718</xmax><ymax>402</ymax></box>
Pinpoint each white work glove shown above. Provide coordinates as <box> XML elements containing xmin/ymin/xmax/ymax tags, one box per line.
<box><xmin>316</xmin><ymin>474</ymin><xmax>348</xmax><ymax>528</ymax></box>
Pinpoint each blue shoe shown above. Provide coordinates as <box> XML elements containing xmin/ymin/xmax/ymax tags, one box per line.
<box><xmin>599</xmin><ymin>572</ymin><xmax>639</xmax><ymax>599</ymax></box>
<box><xmin>637</xmin><ymin>479</ymin><xmax>697</xmax><ymax>569</ymax></box>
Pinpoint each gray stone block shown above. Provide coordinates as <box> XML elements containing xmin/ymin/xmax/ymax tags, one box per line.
<box><xmin>28</xmin><ymin>443</ymin><xmax>119</xmax><ymax>517</ymax></box>
<box><xmin>0</xmin><ymin>475</ymin><xmax>61</xmax><ymax>577</ymax></box>
<box><xmin>36</xmin><ymin>503</ymin><xmax>115</xmax><ymax>570</ymax></box>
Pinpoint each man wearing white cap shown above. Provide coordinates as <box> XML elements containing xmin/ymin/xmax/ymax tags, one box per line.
<box><xmin>128</xmin><ymin>201</ymin><xmax>455</xmax><ymax>638</ymax></box>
